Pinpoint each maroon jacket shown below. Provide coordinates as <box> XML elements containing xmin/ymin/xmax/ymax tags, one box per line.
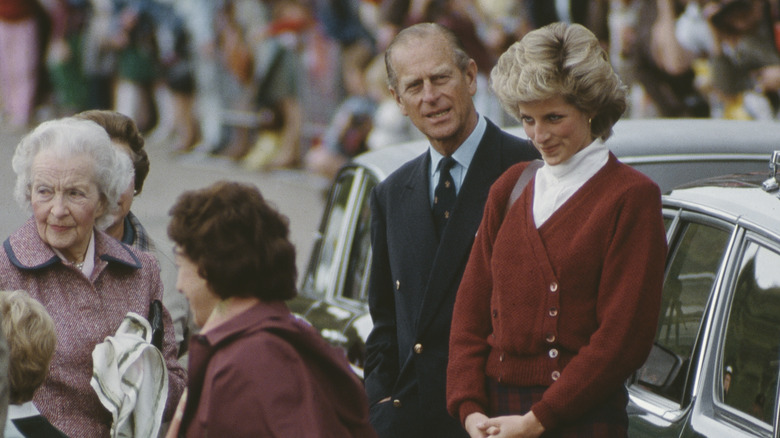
<box><xmin>181</xmin><ymin>300</ymin><xmax>376</xmax><ymax>437</ymax></box>
<box><xmin>447</xmin><ymin>155</ymin><xmax>667</xmax><ymax>431</ymax></box>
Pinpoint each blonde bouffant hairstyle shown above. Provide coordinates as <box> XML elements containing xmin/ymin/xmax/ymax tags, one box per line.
<box><xmin>490</xmin><ymin>22</ymin><xmax>626</xmax><ymax>141</ymax></box>
<box><xmin>0</xmin><ymin>290</ymin><xmax>57</xmax><ymax>404</ymax></box>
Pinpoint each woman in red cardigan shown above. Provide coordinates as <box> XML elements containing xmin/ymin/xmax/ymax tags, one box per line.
<box><xmin>446</xmin><ymin>22</ymin><xmax>668</xmax><ymax>438</ymax></box>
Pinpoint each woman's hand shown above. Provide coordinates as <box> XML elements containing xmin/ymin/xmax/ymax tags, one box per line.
<box><xmin>464</xmin><ymin>412</ymin><xmax>491</xmax><ymax>437</ymax></box>
<box><xmin>472</xmin><ymin>411</ymin><xmax>545</xmax><ymax>438</ymax></box>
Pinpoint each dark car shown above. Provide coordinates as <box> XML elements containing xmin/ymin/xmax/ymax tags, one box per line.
<box><xmin>288</xmin><ymin>119</ymin><xmax>780</xmax><ymax>380</ymax></box>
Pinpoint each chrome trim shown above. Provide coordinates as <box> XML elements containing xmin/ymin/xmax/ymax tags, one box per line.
<box><xmin>762</xmin><ymin>150</ymin><xmax>780</xmax><ymax>192</ymax></box>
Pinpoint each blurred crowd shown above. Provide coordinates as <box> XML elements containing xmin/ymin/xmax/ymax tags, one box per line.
<box><xmin>2</xmin><ymin>0</ymin><xmax>780</xmax><ymax>179</ymax></box>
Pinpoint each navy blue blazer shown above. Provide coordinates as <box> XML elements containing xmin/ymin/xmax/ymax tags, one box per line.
<box><xmin>365</xmin><ymin>119</ymin><xmax>539</xmax><ymax>437</ymax></box>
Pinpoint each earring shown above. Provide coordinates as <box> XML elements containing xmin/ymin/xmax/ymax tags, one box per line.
<box><xmin>588</xmin><ymin>118</ymin><xmax>592</xmax><ymax>125</ymax></box>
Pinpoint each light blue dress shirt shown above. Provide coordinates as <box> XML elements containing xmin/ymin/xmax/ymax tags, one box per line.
<box><xmin>429</xmin><ymin>115</ymin><xmax>487</xmax><ymax>207</ymax></box>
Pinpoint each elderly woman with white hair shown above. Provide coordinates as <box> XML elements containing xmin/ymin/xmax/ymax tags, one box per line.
<box><xmin>0</xmin><ymin>117</ymin><xmax>186</xmax><ymax>438</ymax></box>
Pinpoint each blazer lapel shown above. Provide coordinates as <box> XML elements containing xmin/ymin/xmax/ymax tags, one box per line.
<box><xmin>397</xmin><ymin>154</ymin><xmax>440</xmax><ymax>312</ymax></box>
<box><xmin>415</xmin><ymin>123</ymin><xmax>506</xmax><ymax>335</ymax></box>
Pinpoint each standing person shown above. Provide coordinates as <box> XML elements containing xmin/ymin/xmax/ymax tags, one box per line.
<box><xmin>0</xmin><ymin>0</ymin><xmax>41</xmax><ymax>130</ymax></box>
<box><xmin>0</xmin><ymin>117</ymin><xmax>186</xmax><ymax>437</ymax></box>
<box><xmin>0</xmin><ymin>290</ymin><xmax>67</xmax><ymax>438</ymax></box>
<box><xmin>446</xmin><ymin>22</ymin><xmax>667</xmax><ymax>437</ymax></box>
<box><xmin>74</xmin><ymin>109</ymin><xmax>193</xmax><ymax>358</ymax></box>
<box><xmin>364</xmin><ymin>22</ymin><xmax>539</xmax><ymax>438</ymax></box>
<box><xmin>164</xmin><ymin>181</ymin><xmax>376</xmax><ymax>437</ymax></box>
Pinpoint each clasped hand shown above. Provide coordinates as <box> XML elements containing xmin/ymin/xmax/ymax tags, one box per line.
<box><xmin>464</xmin><ymin>411</ymin><xmax>545</xmax><ymax>438</ymax></box>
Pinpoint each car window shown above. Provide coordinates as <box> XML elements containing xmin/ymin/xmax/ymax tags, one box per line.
<box><xmin>342</xmin><ymin>175</ymin><xmax>377</xmax><ymax>302</ymax></box>
<box><xmin>301</xmin><ymin>170</ymin><xmax>356</xmax><ymax>298</ymax></box>
<box><xmin>636</xmin><ymin>218</ymin><xmax>731</xmax><ymax>404</ymax></box>
<box><xmin>720</xmin><ymin>237</ymin><xmax>780</xmax><ymax>425</ymax></box>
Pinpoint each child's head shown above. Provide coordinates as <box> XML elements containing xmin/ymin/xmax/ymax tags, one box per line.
<box><xmin>0</xmin><ymin>290</ymin><xmax>57</xmax><ymax>404</ymax></box>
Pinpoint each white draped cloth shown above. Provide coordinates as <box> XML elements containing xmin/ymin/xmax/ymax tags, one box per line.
<box><xmin>91</xmin><ymin>312</ymin><xmax>169</xmax><ymax>438</ymax></box>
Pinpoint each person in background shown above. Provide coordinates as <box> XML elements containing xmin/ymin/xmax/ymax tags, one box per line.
<box><xmin>364</xmin><ymin>22</ymin><xmax>539</xmax><ymax>438</ymax></box>
<box><xmin>74</xmin><ymin>109</ymin><xmax>192</xmax><ymax>358</ymax></box>
<box><xmin>0</xmin><ymin>0</ymin><xmax>42</xmax><ymax>130</ymax></box>
<box><xmin>447</xmin><ymin>22</ymin><xmax>667</xmax><ymax>437</ymax></box>
<box><xmin>164</xmin><ymin>181</ymin><xmax>375</xmax><ymax>437</ymax></box>
<box><xmin>0</xmin><ymin>290</ymin><xmax>67</xmax><ymax>438</ymax></box>
<box><xmin>0</xmin><ymin>117</ymin><xmax>186</xmax><ymax>437</ymax></box>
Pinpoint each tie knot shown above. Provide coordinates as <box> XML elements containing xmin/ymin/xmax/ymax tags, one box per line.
<box><xmin>440</xmin><ymin>156</ymin><xmax>456</xmax><ymax>172</ymax></box>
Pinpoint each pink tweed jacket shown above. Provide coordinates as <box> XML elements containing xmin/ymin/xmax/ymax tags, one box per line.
<box><xmin>0</xmin><ymin>218</ymin><xmax>187</xmax><ymax>438</ymax></box>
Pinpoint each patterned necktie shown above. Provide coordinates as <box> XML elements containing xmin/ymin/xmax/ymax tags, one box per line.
<box><xmin>433</xmin><ymin>156</ymin><xmax>457</xmax><ymax>238</ymax></box>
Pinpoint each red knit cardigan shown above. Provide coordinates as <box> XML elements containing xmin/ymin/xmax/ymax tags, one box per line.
<box><xmin>446</xmin><ymin>154</ymin><xmax>667</xmax><ymax>431</ymax></box>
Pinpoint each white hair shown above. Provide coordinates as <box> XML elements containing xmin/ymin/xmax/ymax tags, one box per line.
<box><xmin>12</xmin><ymin>117</ymin><xmax>134</xmax><ymax>230</ymax></box>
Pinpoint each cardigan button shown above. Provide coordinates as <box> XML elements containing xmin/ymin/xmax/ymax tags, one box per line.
<box><xmin>545</xmin><ymin>333</ymin><xmax>556</xmax><ymax>343</ymax></box>
<box><xmin>549</xmin><ymin>348</ymin><xmax>559</xmax><ymax>359</ymax></box>
<box><xmin>551</xmin><ymin>371</ymin><xmax>560</xmax><ymax>381</ymax></box>
<box><xmin>393</xmin><ymin>399</ymin><xmax>402</xmax><ymax>408</ymax></box>
<box><xmin>492</xmin><ymin>309</ymin><xmax>498</xmax><ymax>318</ymax></box>
<box><xmin>548</xmin><ymin>307</ymin><xmax>558</xmax><ymax>317</ymax></box>
<box><xmin>499</xmin><ymin>353</ymin><xmax>505</xmax><ymax>362</ymax></box>
<box><xmin>549</xmin><ymin>282</ymin><xmax>558</xmax><ymax>292</ymax></box>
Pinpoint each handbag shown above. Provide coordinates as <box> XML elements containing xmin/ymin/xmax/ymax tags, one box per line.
<box><xmin>148</xmin><ymin>300</ymin><xmax>164</xmax><ymax>351</ymax></box>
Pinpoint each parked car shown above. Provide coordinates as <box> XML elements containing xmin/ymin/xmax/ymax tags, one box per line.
<box><xmin>288</xmin><ymin>119</ymin><xmax>780</xmax><ymax>380</ymax></box>
<box><xmin>628</xmin><ymin>150</ymin><xmax>780</xmax><ymax>437</ymax></box>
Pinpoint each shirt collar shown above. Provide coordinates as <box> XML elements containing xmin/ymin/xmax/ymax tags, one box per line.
<box><xmin>429</xmin><ymin>114</ymin><xmax>486</xmax><ymax>175</ymax></box>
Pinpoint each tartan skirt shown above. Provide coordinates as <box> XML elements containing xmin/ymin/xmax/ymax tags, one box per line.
<box><xmin>486</xmin><ymin>378</ymin><xmax>629</xmax><ymax>437</ymax></box>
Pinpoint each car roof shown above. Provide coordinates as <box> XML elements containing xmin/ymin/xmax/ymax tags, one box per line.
<box><xmin>352</xmin><ymin>118</ymin><xmax>780</xmax><ymax>183</ymax></box>
<box><xmin>665</xmin><ymin>172</ymin><xmax>780</xmax><ymax>239</ymax></box>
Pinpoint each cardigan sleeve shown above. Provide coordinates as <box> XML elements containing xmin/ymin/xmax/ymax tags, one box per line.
<box><xmin>531</xmin><ymin>179</ymin><xmax>667</xmax><ymax>429</ymax></box>
<box><xmin>446</xmin><ymin>164</ymin><xmax>526</xmax><ymax>424</ymax></box>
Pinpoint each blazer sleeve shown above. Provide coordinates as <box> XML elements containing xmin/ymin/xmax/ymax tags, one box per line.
<box><xmin>364</xmin><ymin>186</ymin><xmax>400</xmax><ymax>405</ymax></box>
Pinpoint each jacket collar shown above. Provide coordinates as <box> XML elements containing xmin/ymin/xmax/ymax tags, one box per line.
<box><xmin>4</xmin><ymin>217</ymin><xmax>142</xmax><ymax>271</ymax></box>
<box><xmin>199</xmin><ymin>300</ymin><xmax>293</xmax><ymax>347</ymax></box>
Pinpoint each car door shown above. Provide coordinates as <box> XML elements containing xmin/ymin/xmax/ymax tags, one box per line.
<box><xmin>628</xmin><ymin>206</ymin><xmax>735</xmax><ymax>437</ymax></box>
<box><xmin>288</xmin><ymin>164</ymin><xmax>377</xmax><ymax>376</ymax></box>
<box><xmin>682</xmin><ymin>228</ymin><xmax>780</xmax><ymax>438</ymax></box>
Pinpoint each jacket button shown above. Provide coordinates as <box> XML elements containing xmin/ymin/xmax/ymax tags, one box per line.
<box><xmin>549</xmin><ymin>348</ymin><xmax>559</xmax><ymax>358</ymax></box>
<box><xmin>551</xmin><ymin>371</ymin><xmax>560</xmax><ymax>381</ymax></box>
<box><xmin>414</xmin><ymin>343</ymin><xmax>423</xmax><ymax>354</ymax></box>
<box><xmin>393</xmin><ymin>399</ymin><xmax>402</xmax><ymax>408</ymax></box>
<box><xmin>549</xmin><ymin>282</ymin><xmax>558</xmax><ymax>292</ymax></box>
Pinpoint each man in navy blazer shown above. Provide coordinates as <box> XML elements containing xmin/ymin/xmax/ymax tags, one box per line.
<box><xmin>364</xmin><ymin>23</ymin><xmax>540</xmax><ymax>437</ymax></box>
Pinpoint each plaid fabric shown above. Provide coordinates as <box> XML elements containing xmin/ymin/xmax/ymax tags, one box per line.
<box><xmin>486</xmin><ymin>378</ymin><xmax>628</xmax><ymax>438</ymax></box>
<box><xmin>124</xmin><ymin>211</ymin><xmax>155</xmax><ymax>252</ymax></box>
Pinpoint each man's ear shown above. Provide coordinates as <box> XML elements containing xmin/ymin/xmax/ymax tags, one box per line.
<box><xmin>390</xmin><ymin>87</ymin><xmax>408</xmax><ymax>116</ymax></box>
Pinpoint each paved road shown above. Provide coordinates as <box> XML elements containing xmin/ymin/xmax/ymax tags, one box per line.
<box><xmin>0</xmin><ymin>128</ymin><xmax>328</xmax><ymax>276</ymax></box>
